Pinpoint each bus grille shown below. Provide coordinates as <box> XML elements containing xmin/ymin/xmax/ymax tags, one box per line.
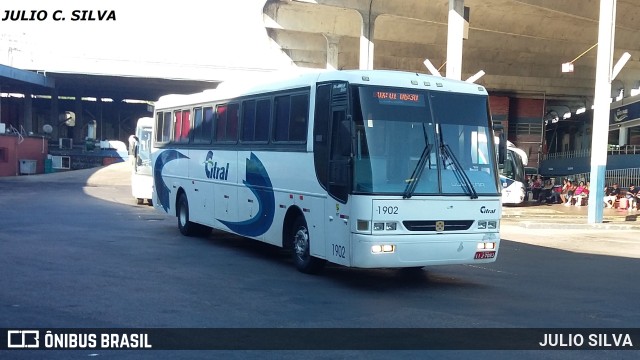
<box><xmin>402</xmin><ymin>220</ymin><xmax>474</xmax><ymax>231</ymax></box>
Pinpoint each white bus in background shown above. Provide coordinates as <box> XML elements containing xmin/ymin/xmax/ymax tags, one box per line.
<box><xmin>499</xmin><ymin>141</ymin><xmax>528</xmax><ymax>205</ymax></box>
<box><xmin>152</xmin><ymin>70</ymin><xmax>502</xmax><ymax>274</ymax></box>
<box><xmin>130</xmin><ymin>117</ymin><xmax>154</xmax><ymax>205</ymax></box>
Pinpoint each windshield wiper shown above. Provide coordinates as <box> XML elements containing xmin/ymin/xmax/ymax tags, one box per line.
<box><xmin>403</xmin><ymin>143</ymin><xmax>432</xmax><ymax>199</ymax></box>
<box><xmin>438</xmin><ymin>128</ymin><xmax>478</xmax><ymax>199</ymax></box>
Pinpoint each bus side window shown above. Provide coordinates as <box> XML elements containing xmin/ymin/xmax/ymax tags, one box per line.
<box><xmin>274</xmin><ymin>93</ymin><xmax>308</xmax><ymax>143</ymax></box>
<box><xmin>289</xmin><ymin>94</ymin><xmax>308</xmax><ymax>142</ymax></box>
<box><xmin>227</xmin><ymin>103</ymin><xmax>239</xmax><ymax>141</ymax></box>
<box><xmin>216</xmin><ymin>105</ymin><xmax>227</xmax><ymax>142</ymax></box>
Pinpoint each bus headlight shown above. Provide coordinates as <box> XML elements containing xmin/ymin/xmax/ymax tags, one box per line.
<box><xmin>372</xmin><ymin>244</ymin><xmax>396</xmax><ymax>254</ymax></box>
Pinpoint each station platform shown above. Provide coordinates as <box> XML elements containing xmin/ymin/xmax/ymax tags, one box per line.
<box><xmin>502</xmin><ymin>200</ymin><xmax>640</xmax><ymax>230</ymax></box>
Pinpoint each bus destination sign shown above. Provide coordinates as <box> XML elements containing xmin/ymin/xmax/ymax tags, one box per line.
<box><xmin>373</xmin><ymin>91</ymin><xmax>425</xmax><ymax>106</ymax></box>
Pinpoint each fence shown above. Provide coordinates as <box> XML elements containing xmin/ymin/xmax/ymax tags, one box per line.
<box><xmin>562</xmin><ymin>168</ymin><xmax>640</xmax><ymax>189</ymax></box>
<box><xmin>541</xmin><ymin>145</ymin><xmax>640</xmax><ymax>160</ymax></box>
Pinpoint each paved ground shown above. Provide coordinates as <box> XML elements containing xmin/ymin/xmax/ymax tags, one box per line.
<box><xmin>502</xmin><ymin>200</ymin><xmax>640</xmax><ymax>230</ymax></box>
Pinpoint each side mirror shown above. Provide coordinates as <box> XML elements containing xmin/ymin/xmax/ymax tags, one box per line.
<box><xmin>498</xmin><ymin>138</ymin><xmax>506</xmax><ymax>165</ymax></box>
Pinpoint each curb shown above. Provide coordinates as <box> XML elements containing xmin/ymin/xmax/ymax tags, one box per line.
<box><xmin>513</xmin><ymin>221</ymin><xmax>640</xmax><ymax>230</ymax></box>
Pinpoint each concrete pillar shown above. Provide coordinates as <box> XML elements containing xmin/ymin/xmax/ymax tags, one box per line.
<box><xmin>357</xmin><ymin>10</ymin><xmax>377</xmax><ymax>70</ymax></box>
<box><xmin>96</xmin><ymin>97</ymin><xmax>103</xmax><ymax>140</ymax></box>
<box><xmin>588</xmin><ymin>0</ymin><xmax>617</xmax><ymax>224</ymax></box>
<box><xmin>23</xmin><ymin>93</ymin><xmax>33</xmax><ymax>134</ymax></box>
<box><xmin>446</xmin><ymin>0</ymin><xmax>465</xmax><ymax>80</ymax></box>
<box><xmin>324</xmin><ymin>34</ymin><xmax>340</xmax><ymax>70</ymax></box>
<box><xmin>113</xmin><ymin>98</ymin><xmax>122</xmax><ymax>140</ymax></box>
<box><xmin>50</xmin><ymin>88</ymin><xmax>59</xmax><ymax>140</ymax></box>
<box><xmin>74</xmin><ymin>95</ymin><xmax>84</xmax><ymax>143</ymax></box>
<box><xmin>618</xmin><ymin>126</ymin><xmax>628</xmax><ymax>146</ymax></box>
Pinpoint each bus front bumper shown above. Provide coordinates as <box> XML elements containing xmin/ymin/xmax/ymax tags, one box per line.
<box><xmin>350</xmin><ymin>232</ymin><xmax>500</xmax><ymax>268</ymax></box>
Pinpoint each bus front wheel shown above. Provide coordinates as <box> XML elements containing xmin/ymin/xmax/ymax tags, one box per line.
<box><xmin>292</xmin><ymin>216</ymin><xmax>326</xmax><ymax>274</ymax></box>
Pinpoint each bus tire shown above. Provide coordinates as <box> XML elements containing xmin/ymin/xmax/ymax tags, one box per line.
<box><xmin>136</xmin><ymin>198</ymin><xmax>144</xmax><ymax>205</ymax></box>
<box><xmin>291</xmin><ymin>216</ymin><xmax>326</xmax><ymax>274</ymax></box>
<box><xmin>177</xmin><ymin>193</ymin><xmax>210</xmax><ymax>237</ymax></box>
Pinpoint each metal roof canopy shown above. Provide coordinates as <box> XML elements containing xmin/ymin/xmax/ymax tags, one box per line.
<box><xmin>0</xmin><ymin>66</ymin><xmax>221</xmax><ymax>101</ymax></box>
<box><xmin>0</xmin><ymin>64</ymin><xmax>54</xmax><ymax>92</ymax></box>
<box><xmin>46</xmin><ymin>72</ymin><xmax>220</xmax><ymax>101</ymax></box>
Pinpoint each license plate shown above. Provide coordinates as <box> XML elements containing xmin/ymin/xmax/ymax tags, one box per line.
<box><xmin>474</xmin><ymin>251</ymin><xmax>496</xmax><ymax>259</ymax></box>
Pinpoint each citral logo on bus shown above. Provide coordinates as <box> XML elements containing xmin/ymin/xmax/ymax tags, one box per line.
<box><xmin>480</xmin><ymin>206</ymin><xmax>496</xmax><ymax>214</ymax></box>
<box><xmin>204</xmin><ymin>151</ymin><xmax>230</xmax><ymax>180</ymax></box>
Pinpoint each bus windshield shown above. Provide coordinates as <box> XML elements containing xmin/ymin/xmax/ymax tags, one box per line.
<box><xmin>504</xmin><ymin>148</ymin><xmax>526</xmax><ymax>184</ymax></box>
<box><xmin>352</xmin><ymin>85</ymin><xmax>499</xmax><ymax>196</ymax></box>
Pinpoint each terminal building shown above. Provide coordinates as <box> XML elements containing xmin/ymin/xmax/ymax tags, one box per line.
<box><xmin>1</xmin><ymin>0</ymin><xmax>640</xmax><ymax>182</ymax></box>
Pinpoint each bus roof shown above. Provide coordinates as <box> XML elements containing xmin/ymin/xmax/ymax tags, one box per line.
<box><xmin>154</xmin><ymin>69</ymin><xmax>488</xmax><ymax>110</ymax></box>
<box><xmin>136</xmin><ymin>117</ymin><xmax>154</xmax><ymax>126</ymax></box>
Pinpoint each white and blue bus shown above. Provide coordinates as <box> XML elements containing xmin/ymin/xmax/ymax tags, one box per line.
<box><xmin>152</xmin><ymin>70</ymin><xmax>502</xmax><ymax>273</ymax></box>
<box><xmin>131</xmin><ymin>117</ymin><xmax>154</xmax><ymax>205</ymax></box>
<box><xmin>499</xmin><ymin>142</ymin><xmax>528</xmax><ymax>205</ymax></box>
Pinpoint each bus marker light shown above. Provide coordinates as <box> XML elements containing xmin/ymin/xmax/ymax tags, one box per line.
<box><xmin>385</xmin><ymin>222</ymin><xmax>397</xmax><ymax>231</ymax></box>
<box><xmin>357</xmin><ymin>220</ymin><xmax>369</xmax><ymax>231</ymax></box>
<box><xmin>373</xmin><ymin>222</ymin><xmax>385</xmax><ymax>231</ymax></box>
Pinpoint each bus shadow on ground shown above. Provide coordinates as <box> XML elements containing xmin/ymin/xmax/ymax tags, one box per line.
<box><xmin>191</xmin><ymin>229</ymin><xmax>490</xmax><ymax>291</ymax></box>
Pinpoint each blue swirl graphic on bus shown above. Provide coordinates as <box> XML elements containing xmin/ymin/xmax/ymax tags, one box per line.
<box><xmin>218</xmin><ymin>153</ymin><xmax>275</xmax><ymax>237</ymax></box>
<box><xmin>499</xmin><ymin>175</ymin><xmax>514</xmax><ymax>188</ymax></box>
<box><xmin>154</xmin><ymin>149</ymin><xmax>189</xmax><ymax>212</ymax></box>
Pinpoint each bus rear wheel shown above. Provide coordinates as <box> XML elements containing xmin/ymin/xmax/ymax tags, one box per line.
<box><xmin>177</xmin><ymin>193</ymin><xmax>210</xmax><ymax>237</ymax></box>
<box><xmin>292</xmin><ymin>216</ymin><xmax>325</xmax><ymax>274</ymax></box>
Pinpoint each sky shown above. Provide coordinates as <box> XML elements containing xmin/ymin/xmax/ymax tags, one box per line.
<box><xmin>1</xmin><ymin>0</ymin><xmax>291</xmax><ymax>79</ymax></box>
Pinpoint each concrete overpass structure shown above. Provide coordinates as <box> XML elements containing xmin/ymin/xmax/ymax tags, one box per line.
<box><xmin>264</xmin><ymin>0</ymin><xmax>640</xmax><ymax>101</ymax></box>
<box><xmin>262</xmin><ymin>0</ymin><xmax>640</xmax><ymax>169</ymax></box>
